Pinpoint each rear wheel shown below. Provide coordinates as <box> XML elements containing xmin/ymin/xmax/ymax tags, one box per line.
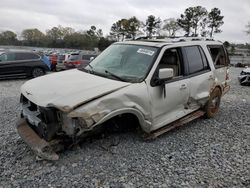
<box><xmin>204</xmin><ymin>87</ymin><xmax>222</xmax><ymax>118</ymax></box>
<box><xmin>32</xmin><ymin>67</ymin><xmax>45</xmax><ymax>78</ymax></box>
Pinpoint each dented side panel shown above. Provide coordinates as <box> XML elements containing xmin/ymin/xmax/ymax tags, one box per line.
<box><xmin>67</xmin><ymin>82</ymin><xmax>152</xmax><ymax>133</ymax></box>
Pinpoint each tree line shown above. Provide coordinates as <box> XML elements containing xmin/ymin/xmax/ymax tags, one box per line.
<box><xmin>0</xmin><ymin>6</ymin><xmax>226</xmax><ymax>50</ymax></box>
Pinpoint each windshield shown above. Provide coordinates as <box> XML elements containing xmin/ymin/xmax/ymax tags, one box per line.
<box><xmin>84</xmin><ymin>44</ymin><xmax>158</xmax><ymax>82</ymax></box>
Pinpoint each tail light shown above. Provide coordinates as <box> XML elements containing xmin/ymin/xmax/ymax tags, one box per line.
<box><xmin>71</xmin><ymin>61</ymin><xmax>81</xmax><ymax>65</ymax></box>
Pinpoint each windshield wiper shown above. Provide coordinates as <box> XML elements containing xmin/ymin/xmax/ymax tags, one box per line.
<box><xmin>80</xmin><ymin>64</ymin><xmax>94</xmax><ymax>73</ymax></box>
<box><xmin>105</xmin><ymin>70</ymin><xmax>126</xmax><ymax>82</ymax></box>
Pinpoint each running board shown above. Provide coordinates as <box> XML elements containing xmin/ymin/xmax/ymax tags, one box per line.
<box><xmin>146</xmin><ymin>110</ymin><xmax>205</xmax><ymax>139</ymax></box>
<box><xmin>16</xmin><ymin>118</ymin><xmax>59</xmax><ymax>160</ymax></box>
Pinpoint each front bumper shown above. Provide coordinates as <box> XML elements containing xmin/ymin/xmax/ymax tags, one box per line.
<box><xmin>16</xmin><ymin>118</ymin><xmax>59</xmax><ymax>160</ymax></box>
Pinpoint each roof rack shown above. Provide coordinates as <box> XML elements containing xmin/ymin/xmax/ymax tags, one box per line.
<box><xmin>136</xmin><ymin>36</ymin><xmax>215</xmax><ymax>43</ymax></box>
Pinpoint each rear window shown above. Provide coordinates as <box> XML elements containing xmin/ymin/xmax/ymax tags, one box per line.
<box><xmin>207</xmin><ymin>45</ymin><xmax>228</xmax><ymax>68</ymax></box>
<box><xmin>69</xmin><ymin>54</ymin><xmax>80</xmax><ymax>61</ymax></box>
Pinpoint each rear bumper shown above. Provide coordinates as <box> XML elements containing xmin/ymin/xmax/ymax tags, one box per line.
<box><xmin>16</xmin><ymin>118</ymin><xmax>59</xmax><ymax>160</ymax></box>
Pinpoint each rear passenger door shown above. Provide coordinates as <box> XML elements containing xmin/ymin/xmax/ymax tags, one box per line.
<box><xmin>0</xmin><ymin>52</ymin><xmax>17</xmax><ymax>76</ymax></box>
<box><xmin>15</xmin><ymin>52</ymin><xmax>41</xmax><ymax>74</ymax></box>
<box><xmin>182</xmin><ymin>45</ymin><xmax>213</xmax><ymax>107</ymax></box>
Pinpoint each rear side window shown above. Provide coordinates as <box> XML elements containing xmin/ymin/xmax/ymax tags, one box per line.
<box><xmin>184</xmin><ymin>46</ymin><xmax>209</xmax><ymax>74</ymax></box>
<box><xmin>0</xmin><ymin>53</ymin><xmax>16</xmax><ymax>61</ymax></box>
<box><xmin>15</xmin><ymin>53</ymin><xmax>40</xmax><ymax>60</ymax></box>
<box><xmin>207</xmin><ymin>45</ymin><xmax>228</xmax><ymax>68</ymax></box>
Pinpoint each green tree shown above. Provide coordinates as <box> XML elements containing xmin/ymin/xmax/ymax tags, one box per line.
<box><xmin>191</xmin><ymin>6</ymin><xmax>207</xmax><ymax>36</ymax></box>
<box><xmin>178</xmin><ymin>6</ymin><xmax>208</xmax><ymax>37</ymax></box>
<box><xmin>127</xmin><ymin>16</ymin><xmax>141</xmax><ymax>40</ymax></box>
<box><xmin>21</xmin><ymin>28</ymin><xmax>46</xmax><ymax>46</ymax></box>
<box><xmin>98</xmin><ymin>37</ymin><xmax>114</xmax><ymax>51</ymax></box>
<box><xmin>110</xmin><ymin>19</ymin><xmax>129</xmax><ymax>41</ymax></box>
<box><xmin>87</xmin><ymin>26</ymin><xmax>103</xmax><ymax>38</ymax></box>
<box><xmin>207</xmin><ymin>8</ymin><xmax>224</xmax><ymax>37</ymax></box>
<box><xmin>0</xmin><ymin>30</ymin><xmax>17</xmax><ymax>45</ymax></box>
<box><xmin>177</xmin><ymin>8</ymin><xmax>194</xmax><ymax>36</ymax></box>
<box><xmin>145</xmin><ymin>15</ymin><xmax>161</xmax><ymax>38</ymax></box>
<box><xmin>46</xmin><ymin>26</ymin><xmax>65</xmax><ymax>47</ymax></box>
<box><xmin>162</xmin><ymin>18</ymin><xmax>180</xmax><ymax>37</ymax></box>
<box><xmin>223</xmin><ymin>41</ymin><xmax>230</xmax><ymax>49</ymax></box>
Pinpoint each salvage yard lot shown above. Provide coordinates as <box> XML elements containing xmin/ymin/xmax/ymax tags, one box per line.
<box><xmin>0</xmin><ymin>67</ymin><xmax>249</xmax><ymax>187</ymax></box>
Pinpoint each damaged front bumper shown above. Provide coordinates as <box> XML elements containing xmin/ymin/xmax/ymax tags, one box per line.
<box><xmin>16</xmin><ymin>118</ymin><xmax>59</xmax><ymax>160</ymax></box>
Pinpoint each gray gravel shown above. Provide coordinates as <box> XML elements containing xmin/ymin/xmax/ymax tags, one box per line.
<box><xmin>0</xmin><ymin>67</ymin><xmax>249</xmax><ymax>188</ymax></box>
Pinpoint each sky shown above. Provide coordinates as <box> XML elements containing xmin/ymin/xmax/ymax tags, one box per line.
<box><xmin>0</xmin><ymin>0</ymin><xmax>249</xmax><ymax>43</ymax></box>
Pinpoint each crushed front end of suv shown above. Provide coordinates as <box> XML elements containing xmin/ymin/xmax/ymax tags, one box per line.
<box><xmin>17</xmin><ymin>38</ymin><xmax>231</xmax><ymax>160</ymax></box>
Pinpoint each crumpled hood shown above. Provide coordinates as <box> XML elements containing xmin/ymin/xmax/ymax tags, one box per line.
<box><xmin>21</xmin><ymin>69</ymin><xmax>130</xmax><ymax>112</ymax></box>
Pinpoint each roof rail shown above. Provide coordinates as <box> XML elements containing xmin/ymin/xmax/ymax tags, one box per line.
<box><xmin>135</xmin><ymin>36</ymin><xmax>216</xmax><ymax>43</ymax></box>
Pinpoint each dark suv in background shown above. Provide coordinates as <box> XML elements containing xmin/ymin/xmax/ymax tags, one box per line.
<box><xmin>0</xmin><ymin>51</ymin><xmax>50</xmax><ymax>79</ymax></box>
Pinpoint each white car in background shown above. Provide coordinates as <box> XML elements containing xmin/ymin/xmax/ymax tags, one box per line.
<box><xmin>238</xmin><ymin>67</ymin><xmax>250</xmax><ymax>86</ymax></box>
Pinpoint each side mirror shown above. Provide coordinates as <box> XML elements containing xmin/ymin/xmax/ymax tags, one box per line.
<box><xmin>90</xmin><ymin>57</ymin><xmax>95</xmax><ymax>62</ymax></box>
<box><xmin>159</xmin><ymin>68</ymin><xmax>174</xmax><ymax>80</ymax></box>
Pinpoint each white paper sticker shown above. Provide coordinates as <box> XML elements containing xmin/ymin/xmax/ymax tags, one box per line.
<box><xmin>137</xmin><ymin>48</ymin><xmax>155</xmax><ymax>56</ymax></box>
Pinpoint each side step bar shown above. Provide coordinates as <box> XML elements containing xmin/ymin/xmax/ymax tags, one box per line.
<box><xmin>16</xmin><ymin>118</ymin><xmax>59</xmax><ymax>160</ymax></box>
<box><xmin>146</xmin><ymin>110</ymin><xmax>205</xmax><ymax>139</ymax></box>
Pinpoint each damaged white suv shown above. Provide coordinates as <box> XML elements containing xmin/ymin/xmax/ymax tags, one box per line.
<box><xmin>17</xmin><ymin>37</ymin><xmax>230</xmax><ymax>160</ymax></box>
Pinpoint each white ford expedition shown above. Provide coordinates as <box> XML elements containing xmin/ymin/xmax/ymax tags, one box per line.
<box><xmin>17</xmin><ymin>37</ymin><xmax>230</xmax><ymax>160</ymax></box>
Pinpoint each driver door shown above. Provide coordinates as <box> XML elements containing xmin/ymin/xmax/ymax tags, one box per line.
<box><xmin>146</xmin><ymin>47</ymin><xmax>190</xmax><ymax>131</ymax></box>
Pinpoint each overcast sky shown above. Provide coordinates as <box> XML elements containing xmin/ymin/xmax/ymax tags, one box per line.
<box><xmin>0</xmin><ymin>0</ymin><xmax>249</xmax><ymax>43</ymax></box>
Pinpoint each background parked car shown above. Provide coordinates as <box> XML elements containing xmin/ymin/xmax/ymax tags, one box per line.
<box><xmin>62</xmin><ymin>52</ymin><xmax>98</xmax><ymax>70</ymax></box>
<box><xmin>0</xmin><ymin>50</ymin><xmax>50</xmax><ymax>79</ymax></box>
<box><xmin>238</xmin><ymin>67</ymin><xmax>250</xmax><ymax>86</ymax></box>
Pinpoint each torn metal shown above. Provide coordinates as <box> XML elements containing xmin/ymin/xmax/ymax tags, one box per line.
<box><xmin>238</xmin><ymin>67</ymin><xmax>250</xmax><ymax>86</ymax></box>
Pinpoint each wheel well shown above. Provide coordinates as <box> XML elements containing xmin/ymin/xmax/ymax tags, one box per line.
<box><xmin>30</xmin><ymin>67</ymin><xmax>45</xmax><ymax>77</ymax></box>
<box><xmin>101</xmin><ymin>113</ymin><xmax>141</xmax><ymax>133</ymax></box>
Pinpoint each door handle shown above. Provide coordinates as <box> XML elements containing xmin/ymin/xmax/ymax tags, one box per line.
<box><xmin>180</xmin><ymin>84</ymin><xmax>187</xmax><ymax>89</ymax></box>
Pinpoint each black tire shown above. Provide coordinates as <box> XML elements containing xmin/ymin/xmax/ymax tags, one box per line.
<box><xmin>204</xmin><ymin>87</ymin><xmax>222</xmax><ymax>118</ymax></box>
<box><xmin>32</xmin><ymin>67</ymin><xmax>45</xmax><ymax>78</ymax></box>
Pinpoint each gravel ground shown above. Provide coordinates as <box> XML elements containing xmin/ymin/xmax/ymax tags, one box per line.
<box><xmin>0</xmin><ymin>67</ymin><xmax>249</xmax><ymax>188</ymax></box>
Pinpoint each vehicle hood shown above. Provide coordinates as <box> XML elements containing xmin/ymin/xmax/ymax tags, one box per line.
<box><xmin>21</xmin><ymin>69</ymin><xmax>131</xmax><ymax>112</ymax></box>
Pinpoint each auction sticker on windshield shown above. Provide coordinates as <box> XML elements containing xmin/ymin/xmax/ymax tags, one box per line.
<box><xmin>137</xmin><ymin>48</ymin><xmax>155</xmax><ymax>56</ymax></box>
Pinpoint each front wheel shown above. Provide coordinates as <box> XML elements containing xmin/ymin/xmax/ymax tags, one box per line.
<box><xmin>32</xmin><ymin>67</ymin><xmax>45</xmax><ymax>78</ymax></box>
<box><xmin>204</xmin><ymin>87</ymin><xmax>222</xmax><ymax>118</ymax></box>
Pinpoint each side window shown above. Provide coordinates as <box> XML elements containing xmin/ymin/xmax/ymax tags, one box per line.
<box><xmin>199</xmin><ymin>47</ymin><xmax>210</xmax><ymax>70</ymax></box>
<box><xmin>207</xmin><ymin>45</ymin><xmax>227</xmax><ymax>68</ymax></box>
<box><xmin>15</xmin><ymin>53</ymin><xmax>40</xmax><ymax>60</ymax></box>
<box><xmin>26</xmin><ymin>53</ymin><xmax>40</xmax><ymax>60</ymax></box>
<box><xmin>158</xmin><ymin>48</ymin><xmax>182</xmax><ymax>77</ymax></box>
<box><xmin>184</xmin><ymin>46</ymin><xmax>208</xmax><ymax>74</ymax></box>
<box><xmin>6</xmin><ymin>53</ymin><xmax>16</xmax><ymax>61</ymax></box>
<box><xmin>0</xmin><ymin>54</ymin><xmax>7</xmax><ymax>62</ymax></box>
<box><xmin>82</xmin><ymin>55</ymin><xmax>92</xmax><ymax>60</ymax></box>
<box><xmin>15</xmin><ymin>53</ymin><xmax>26</xmax><ymax>60</ymax></box>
